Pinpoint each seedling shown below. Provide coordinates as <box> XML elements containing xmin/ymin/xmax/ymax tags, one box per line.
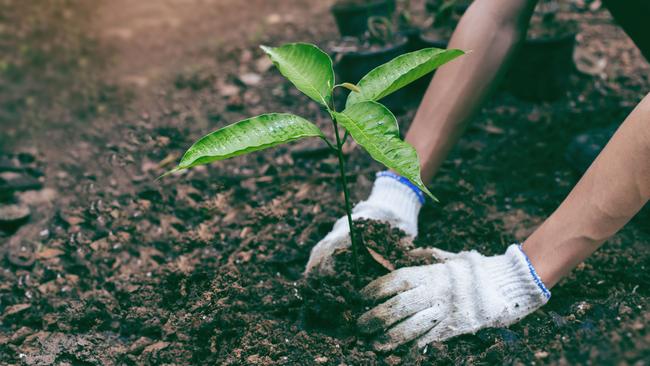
<box><xmin>166</xmin><ymin>43</ymin><xmax>463</xmax><ymax>277</ymax></box>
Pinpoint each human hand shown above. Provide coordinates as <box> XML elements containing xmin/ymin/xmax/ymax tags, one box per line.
<box><xmin>305</xmin><ymin>172</ymin><xmax>423</xmax><ymax>275</ymax></box>
<box><xmin>357</xmin><ymin>244</ymin><xmax>551</xmax><ymax>351</ymax></box>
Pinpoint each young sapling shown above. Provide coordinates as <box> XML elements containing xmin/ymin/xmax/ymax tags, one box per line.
<box><xmin>164</xmin><ymin>42</ymin><xmax>464</xmax><ymax>279</ymax></box>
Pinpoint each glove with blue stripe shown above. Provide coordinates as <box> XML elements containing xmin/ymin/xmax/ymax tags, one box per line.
<box><xmin>358</xmin><ymin>244</ymin><xmax>551</xmax><ymax>350</ymax></box>
<box><xmin>305</xmin><ymin>171</ymin><xmax>424</xmax><ymax>275</ymax></box>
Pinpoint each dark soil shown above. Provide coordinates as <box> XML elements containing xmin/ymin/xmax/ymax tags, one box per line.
<box><xmin>0</xmin><ymin>1</ymin><xmax>649</xmax><ymax>365</ymax></box>
<box><xmin>527</xmin><ymin>15</ymin><xmax>579</xmax><ymax>41</ymax></box>
<box><xmin>302</xmin><ymin>219</ymin><xmax>432</xmax><ymax>335</ymax></box>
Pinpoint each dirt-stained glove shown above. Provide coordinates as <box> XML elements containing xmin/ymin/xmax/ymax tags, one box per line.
<box><xmin>358</xmin><ymin>244</ymin><xmax>551</xmax><ymax>351</ymax></box>
<box><xmin>305</xmin><ymin>171</ymin><xmax>424</xmax><ymax>274</ymax></box>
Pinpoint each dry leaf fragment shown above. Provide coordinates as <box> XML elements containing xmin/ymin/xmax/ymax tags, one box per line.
<box><xmin>366</xmin><ymin>247</ymin><xmax>395</xmax><ymax>271</ymax></box>
<box><xmin>157</xmin><ymin>153</ymin><xmax>178</xmax><ymax>169</ymax></box>
<box><xmin>143</xmin><ymin>341</ymin><xmax>170</xmax><ymax>354</ymax></box>
<box><xmin>3</xmin><ymin>303</ymin><xmax>31</xmax><ymax>318</ymax></box>
<box><xmin>239</xmin><ymin>73</ymin><xmax>262</xmax><ymax>86</ymax></box>
<box><xmin>35</xmin><ymin>248</ymin><xmax>64</xmax><ymax>259</ymax></box>
<box><xmin>240</xmin><ymin>226</ymin><xmax>252</xmax><ymax>238</ymax></box>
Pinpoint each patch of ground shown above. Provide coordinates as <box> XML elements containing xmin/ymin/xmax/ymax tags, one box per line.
<box><xmin>0</xmin><ymin>0</ymin><xmax>648</xmax><ymax>365</ymax></box>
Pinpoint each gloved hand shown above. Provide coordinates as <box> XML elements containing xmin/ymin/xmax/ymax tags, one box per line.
<box><xmin>358</xmin><ymin>244</ymin><xmax>551</xmax><ymax>351</ymax></box>
<box><xmin>305</xmin><ymin>171</ymin><xmax>425</xmax><ymax>275</ymax></box>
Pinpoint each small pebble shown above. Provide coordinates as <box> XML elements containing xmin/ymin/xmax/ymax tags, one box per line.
<box><xmin>239</xmin><ymin>73</ymin><xmax>261</xmax><ymax>86</ymax></box>
<box><xmin>535</xmin><ymin>351</ymin><xmax>549</xmax><ymax>359</ymax></box>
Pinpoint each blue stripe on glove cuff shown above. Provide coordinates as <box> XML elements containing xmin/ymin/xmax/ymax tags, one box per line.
<box><xmin>376</xmin><ymin>171</ymin><xmax>426</xmax><ymax>204</ymax></box>
<box><xmin>517</xmin><ymin>244</ymin><xmax>552</xmax><ymax>299</ymax></box>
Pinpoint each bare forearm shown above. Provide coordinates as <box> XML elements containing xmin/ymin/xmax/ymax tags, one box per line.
<box><xmin>523</xmin><ymin>93</ymin><xmax>650</xmax><ymax>287</ymax></box>
<box><xmin>406</xmin><ymin>0</ymin><xmax>538</xmax><ymax>182</ymax></box>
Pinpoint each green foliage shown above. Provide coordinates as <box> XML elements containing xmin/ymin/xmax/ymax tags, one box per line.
<box><xmin>260</xmin><ymin>43</ymin><xmax>334</xmax><ymax>107</ymax></box>
<box><xmin>168</xmin><ymin>42</ymin><xmax>464</xmax><ymax>276</ymax></box>
<box><xmin>175</xmin><ymin>113</ymin><xmax>324</xmax><ymax>170</ymax></box>
<box><xmin>346</xmin><ymin>48</ymin><xmax>464</xmax><ymax>107</ymax></box>
<box><xmin>333</xmin><ymin>101</ymin><xmax>435</xmax><ymax>200</ymax></box>
<box><xmin>170</xmin><ymin>43</ymin><xmax>465</xmax><ymax>202</ymax></box>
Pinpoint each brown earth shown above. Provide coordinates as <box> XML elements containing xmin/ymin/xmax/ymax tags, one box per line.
<box><xmin>0</xmin><ymin>0</ymin><xmax>649</xmax><ymax>365</ymax></box>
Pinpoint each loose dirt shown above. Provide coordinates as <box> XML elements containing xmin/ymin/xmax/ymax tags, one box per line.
<box><xmin>0</xmin><ymin>1</ymin><xmax>648</xmax><ymax>365</ymax></box>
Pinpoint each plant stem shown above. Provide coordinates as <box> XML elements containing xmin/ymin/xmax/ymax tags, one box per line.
<box><xmin>332</xmin><ymin>118</ymin><xmax>360</xmax><ymax>281</ymax></box>
<box><xmin>341</xmin><ymin>130</ymin><xmax>349</xmax><ymax>145</ymax></box>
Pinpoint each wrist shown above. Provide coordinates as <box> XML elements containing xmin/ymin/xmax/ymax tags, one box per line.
<box><xmin>482</xmin><ymin>244</ymin><xmax>551</xmax><ymax>310</ymax></box>
<box><xmin>513</xmin><ymin>244</ymin><xmax>552</xmax><ymax>300</ymax></box>
<box><xmin>375</xmin><ymin>171</ymin><xmax>425</xmax><ymax>204</ymax></box>
<box><xmin>521</xmin><ymin>222</ymin><xmax>596</xmax><ymax>289</ymax></box>
<box><xmin>521</xmin><ymin>237</ymin><xmax>583</xmax><ymax>289</ymax></box>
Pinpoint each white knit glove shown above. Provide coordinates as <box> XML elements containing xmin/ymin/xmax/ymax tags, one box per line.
<box><xmin>358</xmin><ymin>244</ymin><xmax>551</xmax><ymax>351</ymax></box>
<box><xmin>305</xmin><ymin>171</ymin><xmax>424</xmax><ymax>274</ymax></box>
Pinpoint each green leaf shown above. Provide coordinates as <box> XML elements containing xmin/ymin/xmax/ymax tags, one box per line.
<box><xmin>333</xmin><ymin>101</ymin><xmax>436</xmax><ymax>201</ymax></box>
<box><xmin>346</xmin><ymin>48</ymin><xmax>464</xmax><ymax>108</ymax></box>
<box><xmin>173</xmin><ymin>113</ymin><xmax>325</xmax><ymax>171</ymax></box>
<box><xmin>261</xmin><ymin>43</ymin><xmax>334</xmax><ymax>107</ymax></box>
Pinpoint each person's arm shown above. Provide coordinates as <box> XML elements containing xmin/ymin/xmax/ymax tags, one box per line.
<box><xmin>358</xmin><ymin>95</ymin><xmax>650</xmax><ymax>350</ymax></box>
<box><xmin>305</xmin><ymin>0</ymin><xmax>541</xmax><ymax>275</ymax></box>
<box><xmin>305</xmin><ymin>0</ymin><xmax>540</xmax><ymax>275</ymax></box>
<box><xmin>407</xmin><ymin>0</ymin><xmax>538</xmax><ymax>182</ymax></box>
<box><xmin>523</xmin><ymin>93</ymin><xmax>650</xmax><ymax>287</ymax></box>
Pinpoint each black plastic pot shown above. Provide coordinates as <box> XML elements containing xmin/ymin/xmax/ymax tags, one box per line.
<box><xmin>400</xmin><ymin>27</ymin><xmax>422</xmax><ymax>53</ymax></box>
<box><xmin>413</xmin><ymin>30</ymin><xmax>449</xmax><ymax>51</ymax></box>
<box><xmin>331</xmin><ymin>0</ymin><xmax>396</xmax><ymax>37</ymax></box>
<box><xmin>425</xmin><ymin>0</ymin><xmax>470</xmax><ymax>18</ymax></box>
<box><xmin>333</xmin><ymin>36</ymin><xmax>408</xmax><ymax>111</ymax></box>
<box><xmin>505</xmin><ymin>31</ymin><xmax>577</xmax><ymax>101</ymax></box>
